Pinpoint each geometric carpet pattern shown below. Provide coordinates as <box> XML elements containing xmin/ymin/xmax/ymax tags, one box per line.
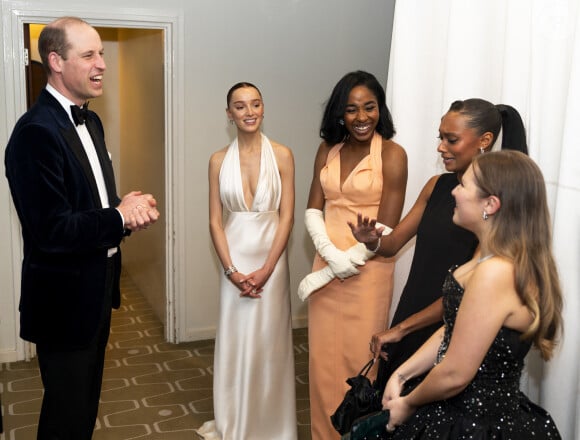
<box><xmin>0</xmin><ymin>272</ymin><xmax>311</xmax><ymax>439</ymax></box>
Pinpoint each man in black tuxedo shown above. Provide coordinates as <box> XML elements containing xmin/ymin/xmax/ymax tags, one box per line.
<box><xmin>4</xmin><ymin>17</ymin><xmax>159</xmax><ymax>439</ymax></box>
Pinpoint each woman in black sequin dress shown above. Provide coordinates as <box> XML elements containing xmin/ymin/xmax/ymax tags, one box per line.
<box><xmin>382</xmin><ymin>151</ymin><xmax>563</xmax><ymax>439</ymax></box>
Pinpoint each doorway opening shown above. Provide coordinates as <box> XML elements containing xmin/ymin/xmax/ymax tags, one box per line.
<box><xmin>2</xmin><ymin>4</ymin><xmax>185</xmax><ymax>362</ymax></box>
<box><xmin>25</xmin><ymin>22</ymin><xmax>168</xmax><ymax>330</ymax></box>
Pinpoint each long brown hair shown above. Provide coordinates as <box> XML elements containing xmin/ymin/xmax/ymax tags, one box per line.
<box><xmin>471</xmin><ymin>150</ymin><xmax>562</xmax><ymax>360</ymax></box>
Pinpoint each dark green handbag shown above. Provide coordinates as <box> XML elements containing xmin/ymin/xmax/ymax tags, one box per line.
<box><xmin>347</xmin><ymin>410</ymin><xmax>390</xmax><ymax>440</ymax></box>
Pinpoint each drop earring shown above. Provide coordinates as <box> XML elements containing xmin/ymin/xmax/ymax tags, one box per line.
<box><xmin>482</xmin><ymin>211</ymin><xmax>489</xmax><ymax>220</ymax></box>
<box><xmin>229</xmin><ymin>120</ymin><xmax>234</xmax><ymax>125</ymax></box>
<box><xmin>479</xmin><ymin>147</ymin><xmax>485</xmax><ymax>154</ymax></box>
<box><xmin>339</xmin><ymin>119</ymin><xmax>344</xmax><ymax>125</ymax></box>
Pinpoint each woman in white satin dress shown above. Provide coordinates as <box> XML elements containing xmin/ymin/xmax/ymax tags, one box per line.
<box><xmin>197</xmin><ymin>82</ymin><xmax>297</xmax><ymax>440</ymax></box>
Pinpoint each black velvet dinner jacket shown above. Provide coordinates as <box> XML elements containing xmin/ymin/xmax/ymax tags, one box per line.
<box><xmin>5</xmin><ymin>89</ymin><xmax>124</xmax><ymax>349</ymax></box>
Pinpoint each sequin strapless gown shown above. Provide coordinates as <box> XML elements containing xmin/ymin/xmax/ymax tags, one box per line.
<box><xmin>392</xmin><ymin>267</ymin><xmax>561</xmax><ymax>439</ymax></box>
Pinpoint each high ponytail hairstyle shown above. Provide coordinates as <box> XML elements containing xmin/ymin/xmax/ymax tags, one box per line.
<box><xmin>448</xmin><ymin>99</ymin><xmax>528</xmax><ymax>154</ymax></box>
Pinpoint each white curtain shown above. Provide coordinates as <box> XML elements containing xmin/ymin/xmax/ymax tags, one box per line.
<box><xmin>386</xmin><ymin>0</ymin><xmax>580</xmax><ymax>438</ymax></box>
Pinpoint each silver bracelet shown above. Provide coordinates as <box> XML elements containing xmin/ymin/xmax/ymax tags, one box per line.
<box><xmin>369</xmin><ymin>237</ymin><xmax>382</xmax><ymax>253</ymax></box>
<box><xmin>224</xmin><ymin>265</ymin><xmax>238</xmax><ymax>277</ymax></box>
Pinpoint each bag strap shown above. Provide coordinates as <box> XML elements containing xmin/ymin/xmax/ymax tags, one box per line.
<box><xmin>358</xmin><ymin>358</ymin><xmax>376</xmax><ymax>377</ymax></box>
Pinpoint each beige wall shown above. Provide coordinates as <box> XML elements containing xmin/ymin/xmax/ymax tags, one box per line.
<box><xmin>0</xmin><ymin>0</ymin><xmax>397</xmax><ymax>359</ymax></box>
<box><xmin>116</xmin><ymin>28</ymin><xmax>166</xmax><ymax>325</ymax></box>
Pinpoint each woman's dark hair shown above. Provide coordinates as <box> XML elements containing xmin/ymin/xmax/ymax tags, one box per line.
<box><xmin>226</xmin><ymin>82</ymin><xmax>262</xmax><ymax>107</ymax></box>
<box><xmin>448</xmin><ymin>98</ymin><xmax>528</xmax><ymax>154</ymax></box>
<box><xmin>320</xmin><ymin>70</ymin><xmax>395</xmax><ymax>145</ymax></box>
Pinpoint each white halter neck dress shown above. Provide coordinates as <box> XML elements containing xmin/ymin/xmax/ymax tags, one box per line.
<box><xmin>198</xmin><ymin>135</ymin><xmax>297</xmax><ymax>440</ymax></box>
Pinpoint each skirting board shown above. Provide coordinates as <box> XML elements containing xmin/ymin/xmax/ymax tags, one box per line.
<box><xmin>185</xmin><ymin>316</ymin><xmax>308</xmax><ymax>342</ymax></box>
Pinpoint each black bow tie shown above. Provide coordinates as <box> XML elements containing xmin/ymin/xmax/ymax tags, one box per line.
<box><xmin>71</xmin><ymin>103</ymin><xmax>89</xmax><ymax>126</ymax></box>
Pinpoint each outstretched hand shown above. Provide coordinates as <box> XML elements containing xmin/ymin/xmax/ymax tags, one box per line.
<box><xmin>347</xmin><ymin>213</ymin><xmax>385</xmax><ymax>246</ymax></box>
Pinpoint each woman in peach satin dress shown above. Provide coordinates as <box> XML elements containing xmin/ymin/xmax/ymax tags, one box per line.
<box><xmin>305</xmin><ymin>71</ymin><xmax>407</xmax><ymax>440</ymax></box>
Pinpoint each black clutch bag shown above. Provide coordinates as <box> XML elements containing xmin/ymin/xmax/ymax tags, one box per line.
<box><xmin>331</xmin><ymin>358</ymin><xmax>382</xmax><ymax>435</ymax></box>
<box><xmin>350</xmin><ymin>410</ymin><xmax>390</xmax><ymax>440</ymax></box>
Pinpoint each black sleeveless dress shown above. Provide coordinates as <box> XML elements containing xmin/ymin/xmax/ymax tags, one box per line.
<box><xmin>376</xmin><ymin>173</ymin><xmax>478</xmax><ymax>390</ymax></box>
<box><xmin>392</xmin><ymin>268</ymin><xmax>562</xmax><ymax>439</ymax></box>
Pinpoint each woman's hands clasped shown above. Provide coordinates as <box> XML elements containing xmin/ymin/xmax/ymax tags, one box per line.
<box><xmin>383</xmin><ymin>395</ymin><xmax>416</xmax><ymax>433</ymax></box>
<box><xmin>381</xmin><ymin>370</ymin><xmax>416</xmax><ymax>432</ymax></box>
<box><xmin>228</xmin><ymin>267</ymin><xmax>273</xmax><ymax>299</ymax></box>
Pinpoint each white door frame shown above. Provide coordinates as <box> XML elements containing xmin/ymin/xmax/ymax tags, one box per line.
<box><xmin>1</xmin><ymin>2</ymin><xmax>186</xmax><ymax>360</ymax></box>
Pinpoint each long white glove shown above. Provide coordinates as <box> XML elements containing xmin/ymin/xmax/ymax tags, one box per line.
<box><xmin>298</xmin><ymin>223</ymin><xmax>392</xmax><ymax>301</ymax></box>
<box><xmin>304</xmin><ymin>208</ymin><xmax>363</xmax><ymax>279</ymax></box>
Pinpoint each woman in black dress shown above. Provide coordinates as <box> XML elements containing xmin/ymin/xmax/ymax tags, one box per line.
<box><xmin>349</xmin><ymin>98</ymin><xmax>528</xmax><ymax>392</ymax></box>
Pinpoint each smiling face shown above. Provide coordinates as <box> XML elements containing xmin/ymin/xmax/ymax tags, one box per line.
<box><xmin>343</xmin><ymin>85</ymin><xmax>379</xmax><ymax>144</ymax></box>
<box><xmin>49</xmin><ymin>22</ymin><xmax>106</xmax><ymax>105</ymax></box>
<box><xmin>451</xmin><ymin>164</ymin><xmax>485</xmax><ymax>232</ymax></box>
<box><xmin>226</xmin><ymin>86</ymin><xmax>264</xmax><ymax>134</ymax></box>
<box><xmin>437</xmin><ymin>111</ymin><xmax>490</xmax><ymax>176</ymax></box>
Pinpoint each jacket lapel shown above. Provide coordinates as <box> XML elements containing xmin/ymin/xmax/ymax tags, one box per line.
<box><xmin>86</xmin><ymin>117</ymin><xmax>119</xmax><ymax>207</ymax></box>
<box><xmin>41</xmin><ymin>89</ymin><xmax>119</xmax><ymax>209</ymax></box>
<box><xmin>60</xmin><ymin>126</ymin><xmax>103</xmax><ymax>207</ymax></box>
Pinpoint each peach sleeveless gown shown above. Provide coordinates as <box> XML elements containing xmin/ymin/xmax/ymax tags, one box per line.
<box><xmin>308</xmin><ymin>132</ymin><xmax>394</xmax><ymax>440</ymax></box>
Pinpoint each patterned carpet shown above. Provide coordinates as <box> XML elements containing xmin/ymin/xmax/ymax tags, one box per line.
<box><xmin>0</xmin><ymin>273</ymin><xmax>311</xmax><ymax>439</ymax></box>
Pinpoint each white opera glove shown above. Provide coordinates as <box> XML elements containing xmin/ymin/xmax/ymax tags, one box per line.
<box><xmin>297</xmin><ymin>268</ymin><xmax>334</xmax><ymax>301</ymax></box>
<box><xmin>346</xmin><ymin>242</ymin><xmax>376</xmax><ymax>262</ymax></box>
<box><xmin>298</xmin><ymin>224</ymin><xmax>394</xmax><ymax>301</ymax></box>
<box><xmin>305</xmin><ymin>208</ymin><xmax>360</xmax><ymax>279</ymax></box>
<box><xmin>298</xmin><ymin>242</ymin><xmax>370</xmax><ymax>301</ymax></box>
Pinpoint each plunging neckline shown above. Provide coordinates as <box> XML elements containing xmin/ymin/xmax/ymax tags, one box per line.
<box><xmin>238</xmin><ymin>145</ymin><xmax>262</xmax><ymax>211</ymax></box>
<box><xmin>219</xmin><ymin>134</ymin><xmax>281</xmax><ymax>214</ymax></box>
<box><xmin>338</xmin><ymin>147</ymin><xmax>371</xmax><ymax>192</ymax></box>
